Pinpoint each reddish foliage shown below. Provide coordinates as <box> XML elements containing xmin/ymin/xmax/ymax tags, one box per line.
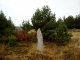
<box><xmin>14</xmin><ymin>31</ymin><xmax>37</xmax><ymax>42</ymax></box>
<box><xmin>15</xmin><ymin>33</ymin><xmax>30</xmax><ymax>42</ymax></box>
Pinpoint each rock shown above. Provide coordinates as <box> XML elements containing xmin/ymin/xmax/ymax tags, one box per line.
<box><xmin>37</xmin><ymin>28</ymin><xmax>44</xmax><ymax>51</ymax></box>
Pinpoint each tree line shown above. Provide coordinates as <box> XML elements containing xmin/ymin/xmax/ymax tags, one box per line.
<box><xmin>0</xmin><ymin>10</ymin><xmax>14</xmax><ymax>37</ymax></box>
<box><xmin>0</xmin><ymin>5</ymin><xmax>80</xmax><ymax>45</ymax></box>
<box><xmin>22</xmin><ymin>6</ymin><xmax>80</xmax><ymax>31</ymax></box>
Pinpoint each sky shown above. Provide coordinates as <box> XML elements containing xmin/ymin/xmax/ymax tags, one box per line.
<box><xmin>0</xmin><ymin>0</ymin><xmax>80</xmax><ymax>26</ymax></box>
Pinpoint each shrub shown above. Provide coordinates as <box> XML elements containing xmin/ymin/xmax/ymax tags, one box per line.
<box><xmin>8</xmin><ymin>35</ymin><xmax>17</xmax><ymax>47</ymax></box>
<box><xmin>28</xmin><ymin>33</ymin><xmax>37</xmax><ymax>43</ymax></box>
<box><xmin>15</xmin><ymin>33</ymin><xmax>29</xmax><ymax>42</ymax></box>
<box><xmin>55</xmin><ymin>20</ymin><xmax>72</xmax><ymax>45</ymax></box>
<box><xmin>27</xmin><ymin>29</ymin><xmax>37</xmax><ymax>43</ymax></box>
<box><xmin>0</xmin><ymin>36</ymin><xmax>8</xmax><ymax>43</ymax></box>
<box><xmin>43</xmin><ymin>30</ymin><xmax>56</xmax><ymax>42</ymax></box>
<box><xmin>4</xmin><ymin>28</ymin><xmax>13</xmax><ymax>36</ymax></box>
<box><xmin>47</xmin><ymin>20</ymin><xmax>72</xmax><ymax>45</ymax></box>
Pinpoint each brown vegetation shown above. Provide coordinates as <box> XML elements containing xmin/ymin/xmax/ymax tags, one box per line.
<box><xmin>0</xmin><ymin>31</ymin><xmax>80</xmax><ymax>60</ymax></box>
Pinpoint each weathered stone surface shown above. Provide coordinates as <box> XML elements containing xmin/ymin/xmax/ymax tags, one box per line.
<box><xmin>37</xmin><ymin>28</ymin><xmax>44</xmax><ymax>51</ymax></box>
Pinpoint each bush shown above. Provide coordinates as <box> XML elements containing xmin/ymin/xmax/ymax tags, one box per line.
<box><xmin>43</xmin><ymin>30</ymin><xmax>57</xmax><ymax>42</ymax></box>
<box><xmin>8</xmin><ymin>35</ymin><xmax>17</xmax><ymax>47</ymax></box>
<box><xmin>15</xmin><ymin>33</ymin><xmax>29</xmax><ymax>42</ymax></box>
<box><xmin>5</xmin><ymin>28</ymin><xmax>13</xmax><ymax>36</ymax></box>
<box><xmin>55</xmin><ymin>21</ymin><xmax>72</xmax><ymax>45</ymax></box>
<box><xmin>28</xmin><ymin>29</ymin><xmax>37</xmax><ymax>43</ymax></box>
<box><xmin>28</xmin><ymin>34</ymin><xmax>37</xmax><ymax>43</ymax></box>
<box><xmin>0</xmin><ymin>36</ymin><xmax>8</xmax><ymax>43</ymax></box>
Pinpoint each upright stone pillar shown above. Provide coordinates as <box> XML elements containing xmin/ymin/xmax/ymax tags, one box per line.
<box><xmin>37</xmin><ymin>28</ymin><xmax>44</xmax><ymax>51</ymax></box>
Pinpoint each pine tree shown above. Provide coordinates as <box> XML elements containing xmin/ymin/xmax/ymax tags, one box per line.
<box><xmin>21</xmin><ymin>20</ymin><xmax>32</xmax><ymax>33</ymax></box>
<box><xmin>55</xmin><ymin>20</ymin><xmax>72</xmax><ymax>45</ymax></box>
<box><xmin>31</xmin><ymin>5</ymin><xmax>56</xmax><ymax>40</ymax></box>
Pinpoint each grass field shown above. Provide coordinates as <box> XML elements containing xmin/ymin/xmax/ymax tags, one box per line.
<box><xmin>0</xmin><ymin>31</ymin><xmax>80</xmax><ymax>60</ymax></box>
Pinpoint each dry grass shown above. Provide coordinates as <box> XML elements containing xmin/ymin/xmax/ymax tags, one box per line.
<box><xmin>70</xmin><ymin>31</ymin><xmax>80</xmax><ymax>38</ymax></box>
<box><xmin>0</xmin><ymin>43</ymin><xmax>5</xmax><ymax>60</ymax></box>
<box><xmin>0</xmin><ymin>31</ymin><xmax>80</xmax><ymax>60</ymax></box>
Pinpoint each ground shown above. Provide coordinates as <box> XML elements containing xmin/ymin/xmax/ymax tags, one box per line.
<box><xmin>0</xmin><ymin>31</ymin><xmax>80</xmax><ymax>60</ymax></box>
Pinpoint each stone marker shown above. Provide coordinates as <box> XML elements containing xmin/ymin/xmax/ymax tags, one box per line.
<box><xmin>37</xmin><ymin>28</ymin><xmax>44</xmax><ymax>51</ymax></box>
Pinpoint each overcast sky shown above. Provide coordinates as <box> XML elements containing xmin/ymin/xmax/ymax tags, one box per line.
<box><xmin>0</xmin><ymin>0</ymin><xmax>80</xmax><ymax>26</ymax></box>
